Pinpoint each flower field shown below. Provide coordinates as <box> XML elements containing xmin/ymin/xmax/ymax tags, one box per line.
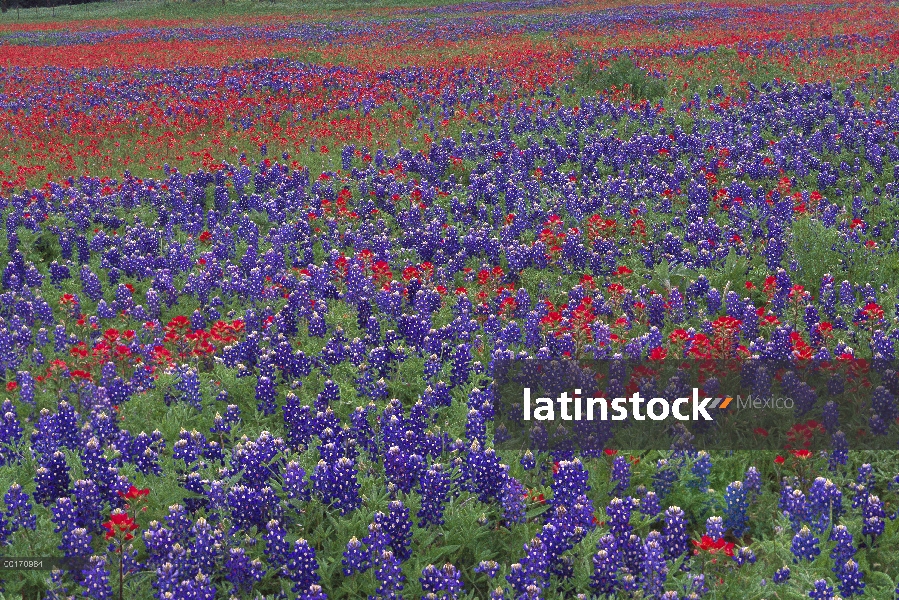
<box><xmin>4</xmin><ymin>0</ymin><xmax>899</xmax><ymax>598</ymax></box>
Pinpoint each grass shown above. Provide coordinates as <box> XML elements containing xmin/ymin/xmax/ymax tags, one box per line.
<box><xmin>0</xmin><ymin>0</ymin><xmax>485</xmax><ymax>24</ymax></box>
<box><xmin>572</xmin><ymin>54</ymin><xmax>667</xmax><ymax>101</ymax></box>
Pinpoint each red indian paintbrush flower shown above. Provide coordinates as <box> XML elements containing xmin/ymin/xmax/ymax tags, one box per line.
<box><xmin>103</xmin><ymin>512</ymin><xmax>138</xmax><ymax>541</ymax></box>
<box><xmin>692</xmin><ymin>535</ymin><xmax>735</xmax><ymax>557</ymax></box>
<box><xmin>117</xmin><ymin>486</ymin><xmax>150</xmax><ymax>501</ymax></box>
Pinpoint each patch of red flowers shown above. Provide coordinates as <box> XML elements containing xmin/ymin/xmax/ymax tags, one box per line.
<box><xmin>103</xmin><ymin>512</ymin><xmax>138</xmax><ymax>541</ymax></box>
<box><xmin>692</xmin><ymin>535</ymin><xmax>735</xmax><ymax>557</ymax></box>
<box><xmin>117</xmin><ymin>485</ymin><xmax>150</xmax><ymax>501</ymax></box>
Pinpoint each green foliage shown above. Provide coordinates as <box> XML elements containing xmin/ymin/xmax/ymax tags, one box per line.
<box><xmin>792</xmin><ymin>214</ymin><xmax>899</xmax><ymax>293</ymax></box>
<box><xmin>573</xmin><ymin>55</ymin><xmax>667</xmax><ymax>102</ymax></box>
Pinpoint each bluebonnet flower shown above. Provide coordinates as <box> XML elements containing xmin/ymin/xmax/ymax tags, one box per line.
<box><xmin>475</xmin><ymin>560</ymin><xmax>501</xmax><ymax>579</ymax></box>
<box><xmin>808</xmin><ymin>477</ymin><xmax>842</xmax><ymax>532</ymax></box>
<box><xmin>227</xmin><ymin>485</ymin><xmax>278</xmax><ymax>532</ymax></box>
<box><xmin>705</xmin><ymin>516</ymin><xmax>725</xmax><ymax>541</ymax></box>
<box><xmin>773</xmin><ymin>566</ymin><xmax>791</xmax><ymax>584</ymax></box>
<box><xmin>520</xmin><ymin>451</ymin><xmax>536</xmax><ymax>471</ymax></box>
<box><xmin>862</xmin><ymin>495</ymin><xmax>886</xmax><ymax>541</ymax></box>
<box><xmin>732</xmin><ymin>546</ymin><xmax>756</xmax><ymax>566</ymax></box>
<box><xmin>343</xmin><ymin>536</ymin><xmax>370</xmax><ymax>576</ymax></box>
<box><xmin>690</xmin><ymin>452</ymin><xmax>711</xmax><ymax>493</ymax></box>
<box><xmin>552</xmin><ymin>459</ymin><xmax>590</xmax><ymax>510</ymax></box>
<box><xmin>4</xmin><ymin>483</ymin><xmax>36</xmax><ymax>533</ymax></box>
<box><xmin>780</xmin><ymin>481</ymin><xmax>808</xmax><ymax>532</ymax></box>
<box><xmin>283</xmin><ymin>461</ymin><xmax>310</xmax><ymax>502</ymax></box>
<box><xmin>60</xmin><ymin>527</ymin><xmax>92</xmax><ymax>558</ymax></box>
<box><xmin>808</xmin><ymin>579</ymin><xmax>836</xmax><ymax>600</ymax></box>
<box><xmin>52</xmin><ymin>497</ymin><xmax>77</xmax><ymax>535</ymax></box>
<box><xmin>640</xmin><ymin>491</ymin><xmax>661</xmax><ymax>519</ymax></box>
<box><xmin>79</xmin><ymin>266</ymin><xmax>103</xmax><ymax>301</ymax></box>
<box><xmin>375</xmin><ymin>501</ymin><xmax>413</xmax><ymax>561</ymax></box>
<box><xmin>315</xmin><ymin>380</ymin><xmax>341</xmax><ymax>412</ymax></box>
<box><xmin>853</xmin><ymin>463</ymin><xmax>875</xmax><ymax>508</ymax></box>
<box><xmin>297</xmin><ymin>583</ymin><xmax>328</xmax><ymax>600</ymax></box>
<box><xmin>466</xmin><ymin>409</ymin><xmax>487</xmax><ymax>446</ymax></box>
<box><xmin>286</xmin><ymin>538</ymin><xmax>320</xmax><ymax>594</ymax></box>
<box><xmin>311</xmin><ymin>456</ymin><xmax>361</xmax><ymax>515</ymax></box>
<box><xmin>829</xmin><ymin>431</ymin><xmax>849</xmax><ymax>470</ymax></box>
<box><xmin>230</xmin><ymin>431</ymin><xmax>284</xmax><ymax>489</ymax></box>
<box><xmin>724</xmin><ymin>481</ymin><xmax>749</xmax><ymax>537</ymax></box>
<box><xmin>16</xmin><ymin>370</ymin><xmax>35</xmax><ymax>408</ymax></box>
<box><xmin>384</xmin><ymin>445</ymin><xmax>422</xmax><ymax>494</ymax></box>
<box><xmin>79</xmin><ymin>555</ymin><xmax>112</xmax><ymax>600</ymax></box>
<box><xmin>449</xmin><ymin>343</ymin><xmax>472</xmax><ymax>388</ymax></box>
<box><xmin>34</xmin><ymin>450</ymin><xmax>71</xmax><ymax>505</ymax></box>
<box><xmin>164</xmin><ymin>504</ymin><xmax>192</xmax><ymax>542</ymax></box>
<box><xmin>350</xmin><ymin>405</ymin><xmax>379</xmax><ymax>460</ymax></box>
<box><xmin>189</xmin><ymin>517</ymin><xmax>222</xmax><ymax>578</ymax></box>
<box><xmin>224</xmin><ymin>548</ymin><xmax>265</xmax><ymax>596</ymax></box>
<box><xmin>744</xmin><ymin>466</ymin><xmax>762</xmax><ymax>496</ymax></box>
<box><xmin>142</xmin><ymin>520</ymin><xmax>177</xmax><ymax>569</ymax></box>
<box><xmin>420</xmin><ymin>563</ymin><xmax>464</xmax><ymax>599</ymax></box>
<box><xmin>662</xmin><ymin>506</ymin><xmax>690</xmax><ymax>564</ymax></box>
<box><xmin>308</xmin><ymin>312</ymin><xmax>327</xmax><ymax>337</ymax></box>
<box><xmin>264</xmin><ymin>519</ymin><xmax>291</xmax><ymax>570</ymax></box>
<box><xmin>465</xmin><ymin>442</ymin><xmax>505</xmax><ymax>502</ymax></box>
<box><xmin>177</xmin><ymin>572</ymin><xmax>216</xmax><ymax>599</ymax></box>
<box><xmin>373</xmin><ymin>549</ymin><xmax>405</xmax><ymax>600</ymax></box>
<box><xmin>283</xmin><ymin>394</ymin><xmax>314</xmax><ymax>451</ymax></box>
<box><xmin>73</xmin><ymin>479</ymin><xmax>103</xmax><ymax>533</ymax></box>
<box><xmin>507</xmin><ymin>541</ymin><xmax>546</xmax><ymax>597</ymax></box>
<box><xmin>642</xmin><ymin>531</ymin><xmax>668</xmax><ymax>598</ymax></box>
<box><xmin>175</xmin><ymin>366</ymin><xmax>203</xmax><ymax>410</ymax></box>
<box><xmin>610</xmin><ymin>455</ymin><xmax>631</xmax><ymax>495</ymax></box>
<box><xmin>829</xmin><ymin>524</ymin><xmax>856</xmax><ymax>571</ymax></box>
<box><xmin>606</xmin><ymin>497</ymin><xmax>633</xmax><ymax>539</ymax></box>
<box><xmin>791</xmin><ymin>526</ymin><xmax>820</xmax><ymax>562</ymax></box>
<box><xmin>499</xmin><ymin>472</ymin><xmax>528</xmax><ymax>525</ymax></box>
<box><xmin>255</xmin><ymin>376</ymin><xmax>277</xmax><ymax>415</ymax></box>
<box><xmin>590</xmin><ymin>534</ymin><xmax>620</xmax><ymax>597</ymax></box>
<box><xmin>836</xmin><ymin>559</ymin><xmax>865</xmax><ymax>597</ymax></box>
<box><xmin>418</xmin><ymin>463</ymin><xmax>451</xmax><ymax>527</ymax></box>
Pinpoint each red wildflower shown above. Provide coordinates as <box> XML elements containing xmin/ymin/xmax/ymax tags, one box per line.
<box><xmin>103</xmin><ymin>512</ymin><xmax>138</xmax><ymax>541</ymax></box>
<box><xmin>669</xmin><ymin>329</ymin><xmax>690</xmax><ymax>343</ymax></box>
<box><xmin>860</xmin><ymin>302</ymin><xmax>884</xmax><ymax>322</ymax></box>
<box><xmin>692</xmin><ymin>536</ymin><xmax>735</xmax><ymax>556</ymax></box>
<box><xmin>117</xmin><ymin>486</ymin><xmax>150</xmax><ymax>501</ymax></box>
<box><xmin>649</xmin><ymin>347</ymin><xmax>668</xmax><ymax>360</ymax></box>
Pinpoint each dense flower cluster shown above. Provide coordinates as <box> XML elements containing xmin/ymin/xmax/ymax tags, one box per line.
<box><xmin>1</xmin><ymin>0</ymin><xmax>899</xmax><ymax>598</ymax></box>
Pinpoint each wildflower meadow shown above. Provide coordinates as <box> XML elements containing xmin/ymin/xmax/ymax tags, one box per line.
<box><xmin>2</xmin><ymin>0</ymin><xmax>899</xmax><ymax>598</ymax></box>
